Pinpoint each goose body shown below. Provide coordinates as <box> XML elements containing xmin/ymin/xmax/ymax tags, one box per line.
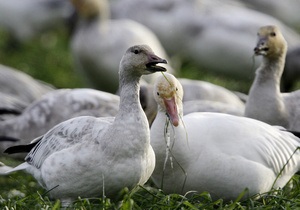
<box><xmin>5</xmin><ymin>45</ymin><xmax>166</xmax><ymax>204</ymax></box>
<box><xmin>71</xmin><ymin>0</ymin><xmax>172</xmax><ymax>93</ymax></box>
<box><xmin>0</xmin><ymin>88</ymin><xmax>120</xmax><ymax>159</ymax></box>
<box><xmin>178</xmin><ymin>78</ymin><xmax>245</xmax><ymax>109</ymax></box>
<box><xmin>150</xmin><ymin>73</ymin><xmax>300</xmax><ymax>201</ymax></box>
<box><xmin>183</xmin><ymin>100</ymin><xmax>244</xmax><ymax>116</ymax></box>
<box><xmin>245</xmin><ymin>25</ymin><xmax>300</xmax><ymax>131</ymax></box>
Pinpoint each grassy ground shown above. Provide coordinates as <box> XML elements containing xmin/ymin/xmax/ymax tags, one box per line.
<box><xmin>0</xmin><ymin>27</ymin><xmax>300</xmax><ymax>209</ymax></box>
<box><xmin>1</xmin><ymin>171</ymin><xmax>300</xmax><ymax>209</ymax></box>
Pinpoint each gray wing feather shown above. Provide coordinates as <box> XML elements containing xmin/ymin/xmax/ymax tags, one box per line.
<box><xmin>25</xmin><ymin>116</ymin><xmax>114</xmax><ymax>168</ymax></box>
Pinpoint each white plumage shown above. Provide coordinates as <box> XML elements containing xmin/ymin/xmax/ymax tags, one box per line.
<box><xmin>183</xmin><ymin>100</ymin><xmax>244</xmax><ymax>116</ymax></box>
<box><xmin>150</xmin><ymin>72</ymin><xmax>300</xmax><ymax>201</ymax></box>
<box><xmin>178</xmin><ymin>78</ymin><xmax>245</xmax><ymax>109</ymax></box>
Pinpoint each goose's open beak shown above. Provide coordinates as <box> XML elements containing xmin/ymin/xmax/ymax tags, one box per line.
<box><xmin>146</xmin><ymin>54</ymin><xmax>167</xmax><ymax>73</ymax></box>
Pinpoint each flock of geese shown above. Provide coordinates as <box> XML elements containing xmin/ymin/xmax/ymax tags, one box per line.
<box><xmin>0</xmin><ymin>0</ymin><xmax>300</xmax><ymax>207</ymax></box>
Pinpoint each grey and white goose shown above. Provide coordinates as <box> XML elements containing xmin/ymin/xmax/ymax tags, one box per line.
<box><xmin>5</xmin><ymin>45</ymin><xmax>166</xmax><ymax>206</ymax></box>
<box><xmin>245</xmin><ymin>25</ymin><xmax>300</xmax><ymax>131</ymax></box>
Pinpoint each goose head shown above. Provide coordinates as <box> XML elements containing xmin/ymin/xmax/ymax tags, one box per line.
<box><xmin>153</xmin><ymin>73</ymin><xmax>183</xmax><ymax>127</ymax></box>
<box><xmin>70</xmin><ymin>0</ymin><xmax>109</xmax><ymax>19</ymax></box>
<box><xmin>254</xmin><ymin>25</ymin><xmax>287</xmax><ymax>59</ymax></box>
<box><xmin>120</xmin><ymin>45</ymin><xmax>167</xmax><ymax>78</ymax></box>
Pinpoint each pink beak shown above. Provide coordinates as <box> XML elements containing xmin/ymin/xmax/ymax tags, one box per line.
<box><xmin>163</xmin><ymin>97</ymin><xmax>179</xmax><ymax>127</ymax></box>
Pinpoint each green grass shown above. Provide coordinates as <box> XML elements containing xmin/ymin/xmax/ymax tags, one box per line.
<box><xmin>1</xmin><ymin>171</ymin><xmax>300</xmax><ymax>209</ymax></box>
<box><xmin>1</xmin><ymin>27</ymin><xmax>300</xmax><ymax>209</ymax></box>
<box><xmin>0</xmin><ymin>28</ymin><xmax>83</xmax><ymax>89</ymax></box>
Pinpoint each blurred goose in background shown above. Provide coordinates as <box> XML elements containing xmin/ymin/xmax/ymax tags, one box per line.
<box><xmin>0</xmin><ymin>64</ymin><xmax>55</xmax><ymax>105</ymax></box>
<box><xmin>245</xmin><ymin>25</ymin><xmax>300</xmax><ymax>131</ymax></box>
<box><xmin>0</xmin><ymin>92</ymin><xmax>28</xmax><ymax>120</ymax></box>
<box><xmin>110</xmin><ymin>0</ymin><xmax>199</xmax><ymax>57</ymax></box>
<box><xmin>241</xmin><ymin>0</ymin><xmax>300</xmax><ymax>30</ymax></box>
<box><xmin>0</xmin><ymin>0</ymin><xmax>74</xmax><ymax>43</ymax></box>
<box><xmin>70</xmin><ymin>0</ymin><xmax>174</xmax><ymax>93</ymax></box>
<box><xmin>5</xmin><ymin>45</ymin><xmax>165</xmax><ymax>205</ymax></box>
<box><xmin>183</xmin><ymin>100</ymin><xmax>244</xmax><ymax>116</ymax></box>
<box><xmin>179</xmin><ymin>78</ymin><xmax>245</xmax><ymax>109</ymax></box>
<box><xmin>150</xmin><ymin>72</ymin><xmax>300</xmax><ymax>201</ymax></box>
<box><xmin>0</xmin><ymin>88</ymin><xmax>120</xmax><ymax>159</ymax></box>
<box><xmin>111</xmin><ymin>0</ymin><xmax>300</xmax><ymax>83</ymax></box>
<box><xmin>282</xmin><ymin>47</ymin><xmax>300</xmax><ymax>91</ymax></box>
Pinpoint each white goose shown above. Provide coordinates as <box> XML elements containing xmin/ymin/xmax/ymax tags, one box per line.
<box><xmin>5</xmin><ymin>45</ymin><xmax>166</xmax><ymax>205</ymax></box>
<box><xmin>70</xmin><ymin>0</ymin><xmax>173</xmax><ymax>93</ymax></box>
<box><xmin>245</xmin><ymin>25</ymin><xmax>300</xmax><ymax>131</ymax></box>
<box><xmin>0</xmin><ymin>88</ymin><xmax>120</xmax><ymax>159</ymax></box>
<box><xmin>150</xmin><ymin>72</ymin><xmax>300</xmax><ymax>201</ymax></box>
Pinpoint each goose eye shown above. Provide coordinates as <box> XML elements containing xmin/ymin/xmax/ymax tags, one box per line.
<box><xmin>270</xmin><ymin>32</ymin><xmax>276</xmax><ymax>37</ymax></box>
<box><xmin>176</xmin><ymin>87</ymin><xmax>178</xmax><ymax>91</ymax></box>
<box><xmin>157</xmin><ymin>92</ymin><xmax>160</xmax><ymax>96</ymax></box>
<box><xmin>134</xmin><ymin>49</ymin><xmax>139</xmax><ymax>54</ymax></box>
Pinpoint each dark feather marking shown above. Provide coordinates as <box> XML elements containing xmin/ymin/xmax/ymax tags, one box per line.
<box><xmin>0</xmin><ymin>136</ymin><xmax>20</xmax><ymax>142</ymax></box>
<box><xmin>0</xmin><ymin>108</ymin><xmax>22</xmax><ymax>115</ymax></box>
<box><xmin>4</xmin><ymin>139</ymin><xmax>41</xmax><ymax>154</ymax></box>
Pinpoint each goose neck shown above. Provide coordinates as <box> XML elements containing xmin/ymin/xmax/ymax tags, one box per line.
<box><xmin>117</xmin><ymin>74</ymin><xmax>143</xmax><ymax>118</ymax></box>
<box><xmin>255</xmin><ymin>55</ymin><xmax>285</xmax><ymax>87</ymax></box>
